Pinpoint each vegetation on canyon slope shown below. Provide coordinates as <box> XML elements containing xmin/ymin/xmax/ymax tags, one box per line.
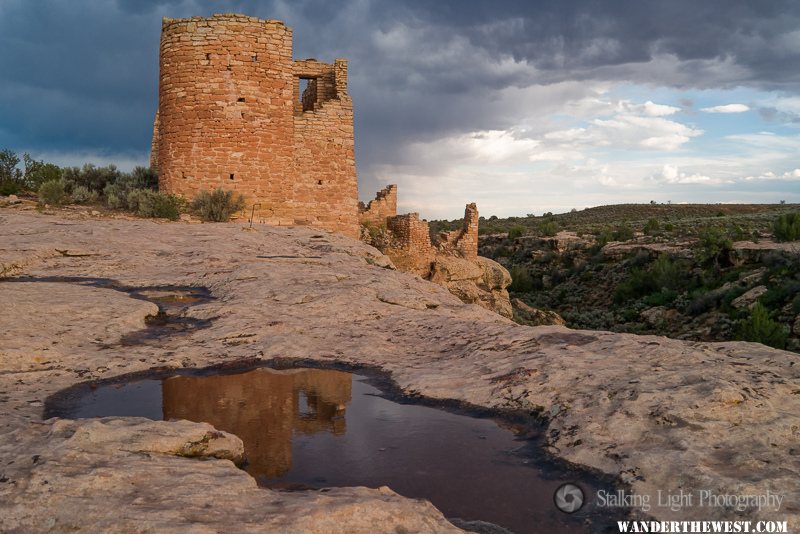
<box><xmin>434</xmin><ymin>204</ymin><xmax>800</xmax><ymax>352</ymax></box>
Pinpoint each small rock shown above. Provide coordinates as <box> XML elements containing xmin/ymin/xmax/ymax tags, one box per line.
<box><xmin>731</xmin><ymin>286</ymin><xmax>768</xmax><ymax>309</ymax></box>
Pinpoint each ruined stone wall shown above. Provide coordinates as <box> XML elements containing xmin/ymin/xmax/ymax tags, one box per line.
<box><xmin>359</xmin><ymin>185</ymin><xmax>397</xmax><ymax>227</ymax></box>
<box><xmin>386</xmin><ymin>213</ymin><xmax>433</xmax><ymax>256</ymax></box>
<box><xmin>292</xmin><ymin>58</ymin><xmax>359</xmax><ymax>237</ymax></box>
<box><xmin>441</xmin><ymin>203</ymin><xmax>479</xmax><ymax>259</ymax></box>
<box><xmin>152</xmin><ymin>14</ymin><xmax>358</xmax><ymax>238</ymax></box>
<box><xmin>374</xmin><ymin>204</ymin><xmax>511</xmax><ymax>317</ymax></box>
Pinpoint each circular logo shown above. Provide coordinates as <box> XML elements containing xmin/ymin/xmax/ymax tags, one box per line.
<box><xmin>554</xmin><ymin>483</ymin><xmax>585</xmax><ymax>513</ymax></box>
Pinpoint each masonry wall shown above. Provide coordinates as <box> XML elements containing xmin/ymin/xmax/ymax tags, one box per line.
<box><xmin>359</xmin><ymin>184</ymin><xmax>397</xmax><ymax>226</ymax></box>
<box><xmin>149</xmin><ymin>111</ymin><xmax>159</xmax><ymax>170</ymax></box>
<box><xmin>446</xmin><ymin>203</ymin><xmax>479</xmax><ymax>259</ymax></box>
<box><xmin>386</xmin><ymin>213</ymin><xmax>433</xmax><ymax>255</ymax></box>
<box><xmin>292</xmin><ymin>58</ymin><xmax>359</xmax><ymax>236</ymax></box>
<box><xmin>152</xmin><ymin>14</ymin><xmax>358</xmax><ymax>238</ymax></box>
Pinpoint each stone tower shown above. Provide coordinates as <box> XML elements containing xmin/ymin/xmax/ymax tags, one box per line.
<box><xmin>150</xmin><ymin>14</ymin><xmax>359</xmax><ymax>238</ymax></box>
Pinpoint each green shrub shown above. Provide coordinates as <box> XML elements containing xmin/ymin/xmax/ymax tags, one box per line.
<box><xmin>759</xmin><ymin>281</ymin><xmax>800</xmax><ymax>310</ymax></box>
<box><xmin>135</xmin><ymin>190</ymin><xmax>181</xmax><ymax>220</ymax></box>
<box><xmin>191</xmin><ymin>188</ymin><xmax>245</xmax><ymax>222</ymax></box>
<box><xmin>103</xmin><ymin>183</ymin><xmax>127</xmax><ymax>209</ymax></box>
<box><xmin>643</xmin><ymin>218</ymin><xmax>660</xmax><ymax>235</ymax></box>
<box><xmin>540</xmin><ymin>221</ymin><xmax>558</xmax><ymax>237</ymax></box>
<box><xmin>612</xmin><ymin>223</ymin><xmax>635</xmax><ymax>241</ymax></box>
<box><xmin>589</xmin><ymin>229</ymin><xmax>613</xmax><ymax>254</ymax></box>
<box><xmin>698</xmin><ymin>227</ymin><xmax>733</xmax><ymax>267</ymax></box>
<box><xmin>772</xmin><ymin>212</ymin><xmax>800</xmax><ymax>242</ymax></box>
<box><xmin>493</xmin><ymin>245</ymin><xmax>511</xmax><ymax>258</ymax></box>
<box><xmin>0</xmin><ymin>148</ymin><xmax>23</xmax><ymax>194</ymax></box>
<box><xmin>124</xmin><ymin>166</ymin><xmax>159</xmax><ymax>190</ymax></box>
<box><xmin>23</xmin><ymin>154</ymin><xmax>62</xmax><ymax>190</ymax></box>
<box><xmin>649</xmin><ymin>254</ymin><xmax>683</xmax><ymax>289</ymax></box>
<box><xmin>508</xmin><ymin>265</ymin><xmax>534</xmax><ymax>293</ymax></box>
<box><xmin>614</xmin><ymin>269</ymin><xmax>656</xmax><ymax>303</ymax></box>
<box><xmin>614</xmin><ymin>254</ymin><xmax>685</xmax><ymax>304</ymax></box>
<box><xmin>0</xmin><ymin>179</ymin><xmax>19</xmax><ymax>195</ymax></box>
<box><xmin>70</xmin><ymin>185</ymin><xmax>98</xmax><ymax>204</ymax></box>
<box><xmin>643</xmin><ymin>288</ymin><xmax>678</xmax><ymax>306</ymax></box>
<box><xmin>686</xmin><ymin>288</ymin><xmax>725</xmax><ymax>316</ymax></box>
<box><xmin>508</xmin><ymin>226</ymin><xmax>524</xmax><ymax>239</ymax></box>
<box><xmin>736</xmin><ymin>303</ymin><xmax>788</xmax><ymax>349</ymax></box>
<box><xmin>792</xmin><ymin>294</ymin><xmax>800</xmax><ymax>314</ymax></box>
<box><xmin>125</xmin><ymin>188</ymin><xmax>147</xmax><ymax>213</ymax></box>
<box><xmin>38</xmin><ymin>179</ymin><xmax>67</xmax><ymax>205</ymax></box>
<box><xmin>62</xmin><ymin>164</ymin><xmax>122</xmax><ymax>193</ymax></box>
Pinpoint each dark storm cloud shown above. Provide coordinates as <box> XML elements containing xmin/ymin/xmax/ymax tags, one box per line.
<box><xmin>1</xmin><ymin>0</ymin><xmax>798</xmax><ymax>182</ymax></box>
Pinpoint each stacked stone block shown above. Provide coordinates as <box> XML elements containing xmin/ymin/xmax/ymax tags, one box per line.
<box><xmin>359</xmin><ymin>185</ymin><xmax>397</xmax><ymax>226</ymax></box>
<box><xmin>386</xmin><ymin>213</ymin><xmax>433</xmax><ymax>256</ymax></box>
<box><xmin>444</xmin><ymin>203</ymin><xmax>479</xmax><ymax>259</ymax></box>
<box><xmin>151</xmin><ymin>14</ymin><xmax>358</xmax><ymax>238</ymax></box>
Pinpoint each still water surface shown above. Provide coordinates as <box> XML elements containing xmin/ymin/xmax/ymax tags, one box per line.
<box><xmin>53</xmin><ymin>367</ymin><xmax>614</xmax><ymax>533</ymax></box>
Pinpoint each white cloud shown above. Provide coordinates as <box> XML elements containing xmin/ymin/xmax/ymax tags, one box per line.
<box><xmin>462</xmin><ymin>130</ymin><xmax>540</xmax><ymax>163</ymax></box>
<box><xmin>724</xmin><ymin>132</ymin><xmax>800</xmax><ymax>149</ymax></box>
<box><xmin>588</xmin><ymin>115</ymin><xmax>703</xmax><ymax>150</ymax></box>
<box><xmin>654</xmin><ymin>164</ymin><xmax>722</xmax><ymax>184</ymax></box>
<box><xmin>620</xmin><ymin>100</ymin><xmax>680</xmax><ymax>116</ymax></box>
<box><xmin>700</xmin><ymin>103</ymin><xmax>750</xmax><ymax>113</ymax></box>
<box><xmin>743</xmin><ymin>168</ymin><xmax>800</xmax><ymax>181</ymax></box>
<box><xmin>361</xmin><ymin>84</ymin><xmax>798</xmax><ymax>218</ymax></box>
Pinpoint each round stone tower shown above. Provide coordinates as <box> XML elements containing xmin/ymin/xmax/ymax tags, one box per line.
<box><xmin>152</xmin><ymin>14</ymin><xmax>359</xmax><ymax>238</ymax></box>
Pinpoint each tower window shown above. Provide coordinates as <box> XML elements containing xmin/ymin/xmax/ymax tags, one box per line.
<box><xmin>237</xmin><ymin>97</ymin><xmax>245</xmax><ymax>102</ymax></box>
<box><xmin>230</xmin><ymin>173</ymin><xmax>235</xmax><ymax>180</ymax></box>
<box><xmin>298</xmin><ymin>77</ymin><xmax>317</xmax><ymax>112</ymax></box>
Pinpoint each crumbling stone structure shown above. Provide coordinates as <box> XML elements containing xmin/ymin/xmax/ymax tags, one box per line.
<box><xmin>359</xmin><ymin>187</ymin><xmax>479</xmax><ymax>261</ymax></box>
<box><xmin>386</xmin><ymin>213</ymin><xmax>433</xmax><ymax>258</ymax></box>
<box><xmin>150</xmin><ymin>14</ymin><xmax>358</xmax><ymax>237</ymax></box>
<box><xmin>434</xmin><ymin>203</ymin><xmax>479</xmax><ymax>260</ymax></box>
<box><xmin>358</xmin><ymin>184</ymin><xmax>397</xmax><ymax>227</ymax></box>
<box><xmin>359</xmin><ymin>189</ymin><xmax>510</xmax><ymax>317</ymax></box>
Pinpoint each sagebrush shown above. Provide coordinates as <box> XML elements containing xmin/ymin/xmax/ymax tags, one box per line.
<box><xmin>191</xmin><ymin>188</ymin><xmax>245</xmax><ymax>222</ymax></box>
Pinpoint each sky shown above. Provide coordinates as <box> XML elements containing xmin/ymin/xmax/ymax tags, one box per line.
<box><xmin>1</xmin><ymin>0</ymin><xmax>799</xmax><ymax>219</ymax></box>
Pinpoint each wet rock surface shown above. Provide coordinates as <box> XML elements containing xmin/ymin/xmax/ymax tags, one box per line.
<box><xmin>1</xmin><ymin>210</ymin><xmax>799</xmax><ymax>531</ymax></box>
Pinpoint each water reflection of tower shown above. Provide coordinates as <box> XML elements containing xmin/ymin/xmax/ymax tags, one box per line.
<box><xmin>161</xmin><ymin>368</ymin><xmax>352</xmax><ymax>479</ymax></box>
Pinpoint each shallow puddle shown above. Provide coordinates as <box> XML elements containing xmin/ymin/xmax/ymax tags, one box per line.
<box><xmin>2</xmin><ymin>276</ymin><xmax>213</xmax><ymax>344</ymax></box>
<box><xmin>48</xmin><ymin>367</ymin><xmax>621</xmax><ymax>533</ymax></box>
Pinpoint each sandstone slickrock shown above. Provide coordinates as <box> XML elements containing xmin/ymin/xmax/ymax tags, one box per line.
<box><xmin>0</xmin><ymin>418</ymin><xmax>456</xmax><ymax>533</ymax></box>
<box><xmin>425</xmin><ymin>255</ymin><xmax>513</xmax><ymax>318</ymax></box>
<box><xmin>1</xmin><ymin>210</ymin><xmax>799</xmax><ymax>531</ymax></box>
<box><xmin>731</xmin><ymin>285</ymin><xmax>769</xmax><ymax>309</ymax></box>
